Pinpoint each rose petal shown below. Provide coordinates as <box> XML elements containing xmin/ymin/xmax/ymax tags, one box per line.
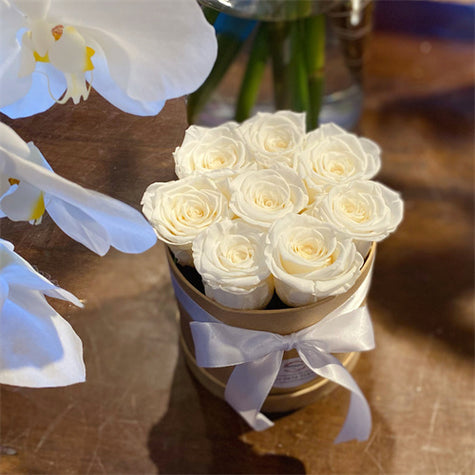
<box><xmin>265</xmin><ymin>214</ymin><xmax>362</xmax><ymax>306</ymax></box>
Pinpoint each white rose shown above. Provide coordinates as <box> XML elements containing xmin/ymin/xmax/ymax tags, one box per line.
<box><xmin>174</xmin><ymin>122</ymin><xmax>254</xmax><ymax>178</ymax></box>
<box><xmin>141</xmin><ymin>175</ymin><xmax>232</xmax><ymax>265</ymax></box>
<box><xmin>265</xmin><ymin>213</ymin><xmax>363</xmax><ymax>307</ymax></box>
<box><xmin>229</xmin><ymin>167</ymin><xmax>308</xmax><ymax>229</ymax></box>
<box><xmin>238</xmin><ymin>110</ymin><xmax>306</xmax><ymax>168</ymax></box>
<box><xmin>192</xmin><ymin>219</ymin><xmax>274</xmax><ymax>309</ymax></box>
<box><xmin>309</xmin><ymin>179</ymin><xmax>404</xmax><ymax>245</ymax></box>
<box><xmin>299</xmin><ymin>123</ymin><xmax>381</xmax><ymax>201</ymax></box>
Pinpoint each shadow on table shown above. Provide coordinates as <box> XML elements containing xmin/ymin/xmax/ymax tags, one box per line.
<box><xmin>148</xmin><ymin>348</ymin><xmax>396</xmax><ymax>474</ymax></box>
<box><xmin>364</xmin><ymin>85</ymin><xmax>474</xmax><ymax>358</ymax></box>
<box><xmin>371</xmin><ymin>233</ymin><xmax>474</xmax><ymax>360</ymax></box>
<box><xmin>239</xmin><ymin>355</ymin><xmax>397</xmax><ymax>475</ymax></box>
<box><xmin>147</xmin><ymin>351</ymin><xmax>305</xmax><ymax>474</ymax></box>
<box><xmin>382</xmin><ymin>85</ymin><xmax>473</xmax><ymax>134</ymax></box>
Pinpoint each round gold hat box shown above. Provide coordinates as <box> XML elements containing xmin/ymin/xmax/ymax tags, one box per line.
<box><xmin>167</xmin><ymin>243</ymin><xmax>376</xmax><ymax>414</ymax></box>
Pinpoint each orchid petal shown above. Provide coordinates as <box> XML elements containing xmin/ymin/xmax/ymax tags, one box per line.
<box><xmin>29</xmin><ymin>17</ymin><xmax>55</xmax><ymax>57</ymax></box>
<box><xmin>0</xmin><ymin>289</ymin><xmax>85</xmax><ymax>388</ymax></box>
<box><xmin>0</xmin><ymin>124</ymin><xmax>157</xmax><ymax>254</ymax></box>
<box><xmin>0</xmin><ymin>120</ymin><xmax>30</xmax><ymax>158</ymax></box>
<box><xmin>0</xmin><ymin>48</ymin><xmax>34</xmax><ymax>111</ymax></box>
<box><xmin>0</xmin><ymin>140</ymin><xmax>48</xmax><ymax>222</ymax></box>
<box><xmin>48</xmin><ymin>26</ymin><xmax>89</xmax><ymax>74</ymax></box>
<box><xmin>1</xmin><ymin>61</ymin><xmax>67</xmax><ymax>118</ymax></box>
<box><xmin>0</xmin><ymin>1</ymin><xmax>34</xmax><ymax>109</ymax></box>
<box><xmin>0</xmin><ymin>277</ymin><xmax>9</xmax><ymax>310</ymax></box>
<box><xmin>11</xmin><ymin>0</ymin><xmax>51</xmax><ymax>20</ymax></box>
<box><xmin>0</xmin><ymin>180</ymin><xmax>44</xmax><ymax>222</ymax></box>
<box><xmin>48</xmin><ymin>0</ymin><xmax>218</xmax><ymax>103</ymax></box>
<box><xmin>0</xmin><ymin>1</ymin><xmax>67</xmax><ymax>117</ymax></box>
<box><xmin>0</xmin><ymin>238</ymin><xmax>85</xmax><ymax>387</ymax></box>
<box><xmin>0</xmin><ymin>178</ymin><xmax>15</xmax><ymax>200</ymax></box>
<box><xmin>45</xmin><ymin>191</ymin><xmax>157</xmax><ymax>255</ymax></box>
<box><xmin>46</xmin><ymin>198</ymin><xmax>111</xmax><ymax>256</ymax></box>
<box><xmin>25</xmin><ymin>141</ymin><xmax>53</xmax><ymax>170</ymax></box>
<box><xmin>18</xmin><ymin>32</ymin><xmax>37</xmax><ymax>77</ymax></box>
<box><xmin>0</xmin><ymin>239</ymin><xmax>15</xmax><ymax>251</ymax></box>
<box><xmin>85</xmin><ymin>44</ymin><xmax>165</xmax><ymax>116</ymax></box>
<box><xmin>0</xmin><ymin>238</ymin><xmax>83</xmax><ymax>307</ymax></box>
<box><xmin>0</xmin><ymin>263</ymin><xmax>82</xmax><ymax>306</ymax></box>
<box><xmin>1</xmin><ymin>1</ymin><xmax>26</xmax><ymax>42</ymax></box>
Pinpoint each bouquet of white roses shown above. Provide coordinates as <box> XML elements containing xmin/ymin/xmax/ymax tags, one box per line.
<box><xmin>142</xmin><ymin>110</ymin><xmax>403</xmax><ymax>310</ymax></box>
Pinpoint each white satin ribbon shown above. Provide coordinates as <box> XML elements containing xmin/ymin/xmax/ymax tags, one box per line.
<box><xmin>171</xmin><ymin>264</ymin><xmax>375</xmax><ymax>443</ymax></box>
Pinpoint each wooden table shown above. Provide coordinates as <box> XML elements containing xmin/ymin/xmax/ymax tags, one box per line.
<box><xmin>1</xmin><ymin>30</ymin><xmax>473</xmax><ymax>474</ymax></box>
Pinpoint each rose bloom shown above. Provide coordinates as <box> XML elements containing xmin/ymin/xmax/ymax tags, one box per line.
<box><xmin>192</xmin><ymin>219</ymin><xmax>273</xmax><ymax>310</ymax></box>
<box><xmin>308</xmin><ymin>180</ymin><xmax>403</xmax><ymax>255</ymax></box>
<box><xmin>265</xmin><ymin>214</ymin><xmax>363</xmax><ymax>307</ymax></box>
<box><xmin>238</xmin><ymin>111</ymin><xmax>306</xmax><ymax>168</ymax></box>
<box><xmin>298</xmin><ymin>123</ymin><xmax>381</xmax><ymax>201</ymax></box>
<box><xmin>174</xmin><ymin>122</ymin><xmax>255</xmax><ymax>179</ymax></box>
<box><xmin>141</xmin><ymin>175</ymin><xmax>232</xmax><ymax>265</ymax></box>
<box><xmin>229</xmin><ymin>167</ymin><xmax>308</xmax><ymax>229</ymax></box>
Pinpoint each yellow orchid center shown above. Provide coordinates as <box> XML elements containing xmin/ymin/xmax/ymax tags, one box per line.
<box><xmin>5</xmin><ymin>177</ymin><xmax>46</xmax><ymax>224</ymax></box>
<box><xmin>30</xmin><ymin>192</ymin><xmax>46</xmax><ymax>222</ymax></box>
<box><xmin>21</xmin><ymin>21</ymin><xmax>96</xmax><ymax>105</ymax></box>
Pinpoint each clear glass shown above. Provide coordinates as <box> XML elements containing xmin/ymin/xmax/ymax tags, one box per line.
<box><xmin>199</xmin><ymin>0</ymin><xmax>337</xmax><ymax>21</ymax></box>
<box><xmin>192</xmin><ymin>0</ymin><xmax>373</xmax><ymax>130</ymax></box>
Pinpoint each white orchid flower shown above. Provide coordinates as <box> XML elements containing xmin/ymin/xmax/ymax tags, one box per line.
<box><xmin>0</xmin><ymin>0</ymin><xmax>217</xmax><ymax>118</ymax></box>
<box><xmin>0</xmin><ymin>238</ymin><xmax>85</xmax><ymax>387</ymax></box>
<box><xmin>0</xmin><ymin>122</ymin><xmax>157</xmax><ymax>255</ymax></box>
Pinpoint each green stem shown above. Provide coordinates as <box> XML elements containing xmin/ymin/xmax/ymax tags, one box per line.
<box><xmin>186</xmin><ymin>33</ymin><xmax>247</xmax><ymax>124</ymax></box>
<box><xmin>289</xmin><ymin>19</ymin><xmax>309</xmax><ymax>113</ymax></box>
<box><xmin>303</xmin><ymin>14</ymin><xmax>325</xmax><ymax>130</ymax></box>
<box><xmin>235</xmin><ymin>23</ymin><xmax>270</xmax><ymax>122</ymax></box>
<box><xmin>268</xmin><ymin>21</ymin><xmax>291</xmax><ymax>110</ymax></box>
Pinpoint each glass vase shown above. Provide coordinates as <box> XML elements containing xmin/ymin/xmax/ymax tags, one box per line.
<box><xmin>188</xmin><ymin>0</ymin><xmax>374</xmax><ymax>131</ymax></box>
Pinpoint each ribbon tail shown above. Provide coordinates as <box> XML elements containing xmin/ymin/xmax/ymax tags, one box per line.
<box><xmin>299</xmin><ymin>349</ymin><xmax>372</xmax><ymax>443</ymax></box>
<box><xmin>334</xmin><ymin>389</ymin><xmax>372</xmax><ymax>444</ymax></box>
<box><xmin>225</xmin><ymin>350</ymin><xmax>284</xmax><ymax>431</ymax></box>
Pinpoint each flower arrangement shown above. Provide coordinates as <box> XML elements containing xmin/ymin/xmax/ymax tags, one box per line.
<box><xmin>142</xmin><ymin>110</ymin><xmax>403</xmax><ymax>443</ymax></box>
<box><xmin>142</xmin><ymin>110</ymin><xmax>403</xmax><ymax>310</ymax></box>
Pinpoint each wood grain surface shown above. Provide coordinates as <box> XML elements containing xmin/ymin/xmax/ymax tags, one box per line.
<box><xmin>0</xmin><ymin>30</ymin><xmax>474</xmax><ymax>474</ymax></box>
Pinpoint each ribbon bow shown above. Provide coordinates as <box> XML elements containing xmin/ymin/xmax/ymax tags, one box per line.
<box><xmin>171</xmin><ymin>266</ymin><xmax>375</xmax><ymax>443</ymax></box>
